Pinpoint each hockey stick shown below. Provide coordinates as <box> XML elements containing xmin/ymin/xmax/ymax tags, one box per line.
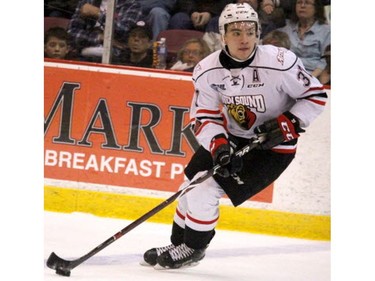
<box><xmin>46</xmin><ymin>139</ymin><xmax>260</xmax><ymax>276</ymax></box>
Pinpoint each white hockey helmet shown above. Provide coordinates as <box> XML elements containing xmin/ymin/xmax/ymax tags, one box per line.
<box><xmin>218</xmin><ymin>3</ymin><xmax>260</xmax><ymax>38</ymax></box>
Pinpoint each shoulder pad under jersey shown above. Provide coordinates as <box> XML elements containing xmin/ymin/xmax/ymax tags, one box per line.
<box><xmin>254</xmin><ymin>45</ymin><xmax>298</xmax><ymax>71</ymax></box>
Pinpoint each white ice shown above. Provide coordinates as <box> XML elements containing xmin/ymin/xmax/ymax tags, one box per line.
<box><xmin>44</xmin><ymin>211</ymin><xmax>330</xmax><ymax>281</ymax></box>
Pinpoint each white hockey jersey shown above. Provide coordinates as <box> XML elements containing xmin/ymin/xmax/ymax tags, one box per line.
<box><xmin>191</xmin><ymin>44</ymin><xmax>327</xmax><ymax>153</ymax></box>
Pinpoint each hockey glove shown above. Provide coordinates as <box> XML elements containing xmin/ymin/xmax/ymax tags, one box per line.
<box><xmin>209</xmin><ymin>134</ymin><xmax>243</xmax><ymax>177</ymax></box>
<box><xmin>254</xmin><ymin>111</ymin><xmax>305</xmax><ymax>150</ymax></box>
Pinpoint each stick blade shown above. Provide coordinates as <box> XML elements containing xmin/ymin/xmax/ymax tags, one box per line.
<box><xmin>46</xmin><ymin>252</ymin><xmax>72</xmax><ymax>276</ymax></box>
<box><xmin>47</xmin><ymin>252</ymin><xmax>61</xmax><ymax>269</ymax></box>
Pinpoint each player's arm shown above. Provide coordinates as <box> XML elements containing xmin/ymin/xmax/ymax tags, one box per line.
<box><xmin>255</xmin><ymin>56</ymin><xmax>327</xmax><ymax>149</ymax></box>
<box><xmin>190</xmin><ymin>81</ymin><xmax>226</xmax><ymax>151</ymax></box>
<box><xmin>281</xmin><ymin>57</ymin><xmax>328</xmax><ymax>128</ymax></box>
<box><xmin>190</xmin><ymin>87</ymin><xmax>244</xmax><ymax>176</ymax></box>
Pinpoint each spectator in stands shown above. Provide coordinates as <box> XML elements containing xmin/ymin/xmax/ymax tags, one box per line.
<box><xmin>169</xmin><ymin>0</ymin><xmax>232</xmax><ymax>34</ymax></box>
<box><xmin>236</xmin><ymin>0</ymin><xmax>286</xmax><ymax>38</ymax></box>
<box><xmin>44</xmin><ymin>27</ymin><xmax>76</xmax><ymax>60</ymax></box>
<box><xmin>138</xmin><ymin>0</ymin><xmax>177</xmax><ymax>41</ymax></box>
<box><xmin>45</xmin><ymin>0</ymin><xmax>79</xmax><ymax>19</ymax></box>
<box><xmin>67</xmin><ymin>0</ymin><xmax>143</xmax><ymax>63</ymax></box>
<box><xmin>277</xmin><ymin>0</ymin><xmax>330</xmax><ymax>77</ymax></box>
<box><xmin>267</xmin><ymin>0</ymin><xmax>294</xmax><ymax>20</ymax></box>
<box><xmin>318</xmin><ymin>44</ymin><xmax>330</xmax><ymax>85</ymax></box>
<box><xmin>169</xmin><ymin>38</ymin><xmax>211</xmax><ymax>72</ymax></box>
<box><xmin>112</xmin><ymin>21</ymin><xmax>153</xmax><ymax>68</ymax></box>
<box><xmin>261</xmin><ymin>29</ymin><xmax>291</xmax><ymax>49</ymax></box>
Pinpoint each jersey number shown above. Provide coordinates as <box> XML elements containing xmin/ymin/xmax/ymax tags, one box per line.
<box><xmin>297</xmin><ymin>66</ymin><xmax>311</xmax><ymax>87</ymax></box>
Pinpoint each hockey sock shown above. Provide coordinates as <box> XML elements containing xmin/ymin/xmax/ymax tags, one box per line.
<box><xmin>184</xmin><ymin>225</ymin><xmax>216</xmax><ymax>249</ymax></box>
<box><xmin>170</xmin><ymin>221</ymin><xmax>185</xmax><ymax>245</ymax></box>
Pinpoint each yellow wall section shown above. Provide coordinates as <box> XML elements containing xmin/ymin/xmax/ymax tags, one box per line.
<box><xmin>44</xmin><ymin>185</ymin><xmax>330</xmax><ymax>241</ymax></box>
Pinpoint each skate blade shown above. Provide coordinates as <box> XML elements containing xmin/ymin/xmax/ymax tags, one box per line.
<box><xmin>139</xmin><ymin>260</ymin><xmax>154</xmax><ymax>267</ymax></box>
<box><xmin>153</xmin><ymin>261</ymin><xmax>200</xmax><ymax>270</ymax></box>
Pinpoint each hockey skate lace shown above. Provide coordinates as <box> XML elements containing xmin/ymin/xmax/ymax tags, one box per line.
<box><xmin>156</xmin><ymin>244</ymin><xmax>175</xmax><ymax>255</ymax></box>
<box><xmin>169</xmin><ymin>243</ymin><xmax>194</xmax><ymax>261</ymax></box>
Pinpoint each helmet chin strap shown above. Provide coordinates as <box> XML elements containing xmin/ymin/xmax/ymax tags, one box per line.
<box><xmin>223</xmin><ymin>44</ymin><xmax>257</xmax><ymax>62</ymax></box>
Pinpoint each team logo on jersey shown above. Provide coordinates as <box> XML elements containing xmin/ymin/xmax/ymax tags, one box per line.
<box><xmin>227</xmin><ymin>104</ymin><xmax>256</xmax><ymax>130</ymax></box>
<box><xmin>223</xmin><ymin>95</ymin><xmax>266</xmax><ymax>113</ymax></box>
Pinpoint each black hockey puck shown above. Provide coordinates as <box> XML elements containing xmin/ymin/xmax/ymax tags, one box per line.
<box><xmin>56</xmin><ymin>268</ymin><xmax>71</xmax><ymax>277</ymax></box>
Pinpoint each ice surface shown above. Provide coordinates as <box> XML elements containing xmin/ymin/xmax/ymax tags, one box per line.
<box><xmin>44</xmin><ymin>211</ymin><xmax>330</xmax><ymax>281</ymax></box>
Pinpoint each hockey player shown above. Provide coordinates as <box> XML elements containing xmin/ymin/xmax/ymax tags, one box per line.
<box><xmin>142</xmin><ymin>2</ymin><xmax>327</xmax><ymax>269</ymax></box>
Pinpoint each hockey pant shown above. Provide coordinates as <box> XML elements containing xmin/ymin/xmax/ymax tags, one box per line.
<box><xmin>170</xmin><ymin>143</ymin><xmax>295</xmax><ymax>250</ymax></box>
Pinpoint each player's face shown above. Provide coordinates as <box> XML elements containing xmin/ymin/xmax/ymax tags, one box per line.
<box><xmin>224</xmin><ymin>22</ymin><xmax>257</xmax><ymax>61</ymax></box>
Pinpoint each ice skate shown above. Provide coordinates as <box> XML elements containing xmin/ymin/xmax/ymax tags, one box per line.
<box><xmin>140</xmin><ymin>244</ymin><xmax>176</xmax><ymax>266</ymax></box>
<box><xmin>154</xmin><ymin>243</ymin><xmax>206</xmax><ymax>269</ymax></box>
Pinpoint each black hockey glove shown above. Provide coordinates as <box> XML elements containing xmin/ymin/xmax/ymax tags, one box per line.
<box><xmin>254</xmin><ymin>111</ymin><xmax>305</xmax><ymax>150</ymax></box>
<box><xmin>209</xmin><ymin>134</ymin><xmax>243</xmax><ymax>177</ymax></box>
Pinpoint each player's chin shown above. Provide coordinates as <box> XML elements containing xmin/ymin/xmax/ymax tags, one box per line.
<box><xmin>234</xmin><ymin>50</ymin><xmax>252</xmax><ymax>61</ymax></box>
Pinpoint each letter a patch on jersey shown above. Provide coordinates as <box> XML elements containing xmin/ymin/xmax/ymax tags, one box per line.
<box><xmin>252</xmin><ymin>69</ymin><xmax>260</xmax><ymax>83</ymax></box>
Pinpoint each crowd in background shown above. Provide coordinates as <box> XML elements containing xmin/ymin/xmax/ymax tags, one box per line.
<box><xmin>44</xmin><ymin>0</ymin><xmax>331</xmax><ymax>85</ymax></box>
